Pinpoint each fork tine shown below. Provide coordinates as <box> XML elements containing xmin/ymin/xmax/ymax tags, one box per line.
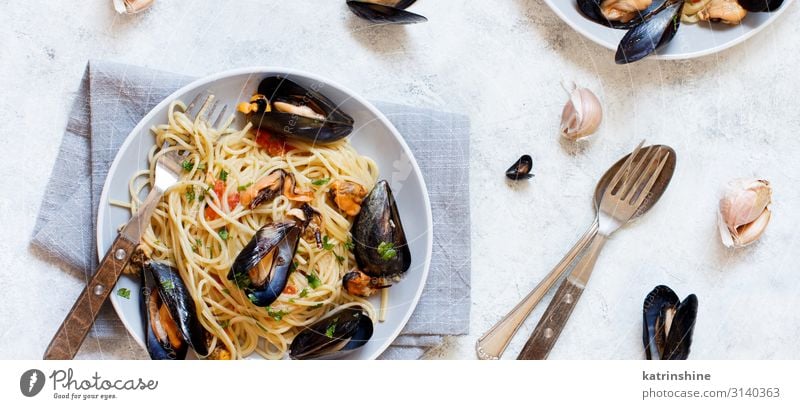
<box><xmin>213</xmin><ymin>104</ymin><xmax>228</xmax><ymax>129</ymax></box>
<box><xmin>632</xmin><ymin>151</ymin><xmax>670</xmax><ymax>208</ymax></box>
<box><xmin>608</xmin><ymin>140</ymin><xmax>645</xmax><ymax>193</ymax></box>
<box><xmin>205</xmin><ymin>99</ymin><xmax>219</xmax><ymax>122</ymax></box>
<box><xmin>619</xmin><ymin>145</ymin><xmax>656</xmax><ymax>199</ymax></box>
<box><xmin>624</xmin><ymin>147</ymin><xmax>664</xmax><ymax>203</ymax></box>
<box><xmin>185</xmin><ymin>93</ymin><xmax>204</xmax><ymax>117</ymax></box>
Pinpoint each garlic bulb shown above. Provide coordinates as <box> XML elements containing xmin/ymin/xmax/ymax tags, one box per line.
<box><xmin>717</xmin><ymin>178</ymin><xmax>772</xmax><ymax>248</ymax></box>
<box><xmin>560</xmin><ymin>83</ymin><xmax>603</xmax><ymax>140</ymax></box>
<box><xmin>113</xmin><ymin>0</ymin><xmax>154</xmax><ymax>14</ymax></box>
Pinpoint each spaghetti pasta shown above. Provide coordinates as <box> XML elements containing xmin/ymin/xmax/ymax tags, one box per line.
<box><xmin>118</xmin><ymin>100</ymin><xmax>379</xmax><ymax>359</ymax></box>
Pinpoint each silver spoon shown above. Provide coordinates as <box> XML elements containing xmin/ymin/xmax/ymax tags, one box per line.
<box><xmin>476</xmin><ymin>143</ymin><xmax>676</xmax><ymax>360</ymax></box>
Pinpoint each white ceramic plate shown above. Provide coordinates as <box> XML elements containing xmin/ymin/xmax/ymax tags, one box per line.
<box><xmin>97</xmin><ymin>67</ymin><xmax>433</xmax><ymax>360</ymax></box>
<box><xmin>543</xmin><ymin>0</ymin><xmax>793</xmax><ymax>60</ymax></box>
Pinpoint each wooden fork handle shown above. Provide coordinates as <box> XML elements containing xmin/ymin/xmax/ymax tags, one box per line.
<box><xmin>44</xmin><ymin>235</ymin><xmax>137</xmax><ymax>360</ymax></box>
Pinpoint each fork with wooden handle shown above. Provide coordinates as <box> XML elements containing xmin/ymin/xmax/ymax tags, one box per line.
<box><xmin>517</xmin><ymin>144</ymin><xmax>671</xmax><ymax>360</ymax></box>
<box><xmin>43</xmin><ymin>94</ymin><xmax>227</xmax><ymax>360</ymax></box>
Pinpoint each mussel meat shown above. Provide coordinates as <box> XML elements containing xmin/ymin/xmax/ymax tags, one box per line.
<box><xmin>642</xmin><ymin>285</ymin><xmax>698</xmax><ymax>360</ymax></box>
<box><xmin>342</xmin><ymin>269</ymin><xmax>390</xmax><ymax>297</ymax></box>
<box><xmin>289</xmin><ymin>306</ymin><xmax>374</xmax><ymax>359</ymax></box>
<box><xmin>228</xmin><ymin>221</ymin><xmax>304</xmax><ymax>307</ymax></box>
<box><xmin>578</xmin><ymin>0</ymin><xmax>667</xmax><ymax>29</ymax></box>
<box><xmin>239</xmin><ymin>169</ymin><xmax>314</xmax><ymax>209</ymax></box>
<box><xmin>615</xmin><ymin>0</ymin><xmax>684</xmax><ymax>64</ymax></box>
<box><xmin>329</xmin><ymin>180</ymin><xmax>369</xmax><ymax>216</ymax></box>
<box><xmin>346</xmin><ymin>1</ymin><xmax>428</xmax><ymax>24</ymax></box>
<box><xmin>505</xmin><ymin>155</ymin><xmax>533</xmax><ymax>180</ymax></box>
<box><xmin>238</xmin><ymin>76</ymin><xmax>354</xmax><ymax>144</ymax></box>
<box><xmin>140</xmin><ymin>261</ymin><xmax>210</xmax><ymax>360</ymax></box>
<box><xmin>737</xmin><ymin>0</ymin><xmax>784</xmax><ymax>12</ymax></box>
<box><xmin>351</xmin><ymin>180</ymin><xmax>411</xmax><ymax>288</ymax></box>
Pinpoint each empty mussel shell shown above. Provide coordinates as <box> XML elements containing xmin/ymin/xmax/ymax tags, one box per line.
<box><xmin>241</xmin><ymin>76</ymin><xmax>354</xmax><ymax>144</ymax></box>
<box><xmin>228</xmin><ymin>222</ymin><xmax>303</xmax><ymax>307</ymax></box>
<box><xmin>505</xmin><ymin>155</ymin><xmax>533</xmax><ymax>180</ymax></box>
<box><xmin>615</xmin><ymin>0</ymin><xmax>684</xmax><ymax>64</ymax></box>
<box><xmin>351</xmin><ymin>180</ymin><xmax>411</xmax><ymax>286</ymax></box>
<box><xmin>140</xmin><ymin>261</ymin><xmax>210</xmax><ymax>359</ymax></box>
<box><xmin>289</xmin><ymin>306</ymin><xmax>374</xmax><ymax>359</ymax></box>
<box><xmin>642</xmin><ymin>285</ymin><xmax>698</xmax><ymax>360</ymax></box>
<box><xmin>346</xmin><ymin>1</ymin><xmax>428</xmax><ymax>24</ymax></box>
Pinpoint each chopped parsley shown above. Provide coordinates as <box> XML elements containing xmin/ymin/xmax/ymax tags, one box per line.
<box><xmin>218</xmin><ymin>169</ymin><xmax>229</xmax><ymax>182</ymax></box>
<box><xmin>306</xmin><ymin>271</ymin><xmax>322</xmax><ymax>289</ymax></box>
<box><xmin>322</xmin><ymin>235</ymin><xmax>335</xmax><ymax>251</ymax></box>
<box><xmin>307</xmin><ymin>303</ymin><xmax>323</xmax><ymax>311</ymax></box>
<box><xmin>289</xmin><ymin>261</ymin><xmax>299</xmax><ymax>274</ymax></box>
<box><xmin>247</xmin><ymin>293</ymin><xmax>258</xmax><ymax>304</ymax></box>
<box><xmin>298</xmin><ymin>288</ymin><xmax>309</xmax><ymax>298</ymax></box>
<box><xmin>219</xmin><ymin>320</ymin><xmax>230</xmax><ymax>329</ymax></box>
<box><xmin>233</xmin><ymin>272</ymin><xmax>252</xmax><ymax>289</ymax></box>
<box><xmin>344</xmin><ymin>238</ymin><xmax>355</xmax><ymax>251</ymax></box>
<box><xmin>378</xmin><ymin>241</ymin><xmax>397</xmax><ymax>260</ymax></box>
<box><xmin>192</xmin><ymin>238</ymin><xmax>202</xmax><ymax>253</ymax></box>
<box><xmin>116</xmin><ymin>288</ymin><xmax>131</xmax><ymax>299</ymax></box>
<box><xmin>335</xmin><ymin>254</ymin><xmax>345</xmax><ymax>264</ymax></box>
<box><xmin>312</xmin><ymin>178</ymin><xmax>330</xmax><ymax>186</ymax></box>
<box><xmin>266</xmin><ymin>307</ymin><xmax>287</xmax><ymax>321</ymax></box>
<box><xmin>325</xmin><ymin>319</ymin><xmax>338</xmax><ymax>338</ymax></box>
<box><xmin>218</xmin><ymin>227</ymin><xmax>229</xmax><ymax>241</ymax></box>
<box><xmin>237</xmin><ymin>182</ymin><xmax>253</xmax><ymax>191</ymax></box>
<box><xmin>160</xmin><ymin>279</ymin><xmax>175</xmax><ymax>291</ymax></box>
<box><xmin>185</xmin><ymin>187</ymin><xmax>196</xmax><ymax>203</ymax></box>
<box><xmin>181</xmin><ymin>160</ymin><xmax>205</xmax><ymax>172</ymax></box>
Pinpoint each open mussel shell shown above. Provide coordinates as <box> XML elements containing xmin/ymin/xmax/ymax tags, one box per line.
<box><xmin>505</xmin><ymin>154</ymin><xmax>533</xmax><ymax>180</ymax></box>
<box><xmin>642</xmin><ymin>285</ymin><xmax>698</xmax><ymax>360</ymax></box>
<box><xmin>577</xmin><ymin>0</ymin><xmax>669</xmax><ymax>30</ymax></box>
<box><xmin>140</xmin><ymin>261</ymin><xmax>210</xmax><ymax>359</ymax></box>
<box><xmin>346</xmin><ymin>1</ymin><xmax>428</xmax><ymax>24</ymax></box>
<box><xmin>248</xmin><ymin>76</ymin><xmax>354</xmax><ymax>144</ymax></box>
<box><xmin>615</xmin><ymin>0</ymin><xmax>684</xmax><ymax>64</ymax></box>
<box><xmin>352</xmin><ymin>180</ymin><xmax>411</xmax><ymax>285</ymax></box>
<box><xmin>289</xmin><ymin>307</ymin><xmax>374</xmax><ymax>359</ymax></box>
<box><xmin>228</xmin><ymin>222</ymin><xmax>302</xmax><ymax>307</ymax></box>
<box><xmin>737</xmin><ymin>0</ymin><xmax>784</xmax><ymax>12</ymax></box>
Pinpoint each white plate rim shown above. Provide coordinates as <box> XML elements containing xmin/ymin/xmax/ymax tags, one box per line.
<box><xmin>96</xmin><ymin>66</ymin><xmax>434</xmax><ymax>360</ymax></box>
<box><xmin>542</xmin><ymin>0</ymin><xmax>795</xmax><ymax>60</ymax></box>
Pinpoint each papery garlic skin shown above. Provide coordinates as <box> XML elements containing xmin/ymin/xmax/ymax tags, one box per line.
<box><xmin>717</xmin><ymin>178</ymin><xmax>772</xmax><ymax>248</ymax></box>
<box><xmin>560</xmin><ymin>85</ymin><xmax>603</xmax><ymax>140</ymax></box>
<box><xmin>113</xmin><ymin>0</ymin><xmax>154</xmax><ymax>14</ymax></box>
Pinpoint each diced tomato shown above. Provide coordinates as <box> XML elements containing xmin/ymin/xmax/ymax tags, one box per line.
<box><xmin>255</xmin><ymin>129</ymin><xmax>295</xmax><ymax>156</ymax></box>
<box><xmin>214</xmin><ymin>180</ymin><xmax>225</xmax><ymax>199</ymax></box>
<box><xmin>204</xmin><ymin>206</ymin><xmax>220</xmax><ymax>221</ymax></box>
<box><xmin>227</xmin><ymin>192</ymin><xmax>240</xmax><ymax>209</ymax></box>
<box><xmin>283</xmin><ymin>285</ymin><xmax>297</xmax><ymax>295</ymax></box>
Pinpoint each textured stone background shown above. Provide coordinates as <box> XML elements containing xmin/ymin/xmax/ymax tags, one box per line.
<box><xmin>2</xmin><ymin>0</ymin><xmax>799</xmax><ymax>359</ymax></box>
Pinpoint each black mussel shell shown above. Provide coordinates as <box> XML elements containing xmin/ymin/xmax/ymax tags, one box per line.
<box><xmin>737</xmin><ymin>0</ymin><xmax>784</xmax><ymax>12</ymax></box>
<box><xmin>289</xmin><ymin>307</ymin><xmax>374</xmax><ymax>359</ymax></box>
<box><xmin>228</xmin><ymin>222</ymin><xmax>302</xmax><ymax>307</ymax></box>
<box><xmin>642</xmin><ymin>285</ymin><xmax>698</xmax><ymax>360</ymax></box>
<box><xmin>141</xmin><ymin>262</ymin><xmax>210</xmax><ymax>359</ymax></box>
<box><xmin>505</xmin><ymin>154</ymin><xmax>533</xmax><ymax>180</ymax></box>
<box><xmin>578</xmin><ymin>0</ymin><xmax>669</xmax><ymax>30</ymax></box>
<box><xmin>346</xmin><ymin>1</ymin><xmax>428</xmax><ymax>24</ymax></box>
<box><xmin>249</xmin><ymin>76</ymin><xmax>354</xmax><ymax>144</ymax></box>
<box><xmin>615</xmin><ymin>0</ymin><xmax>684</xmax><ymax>64</ymax></box>
<box><xmin>352</xmin><ymin>180</ymin><xmax>411</xmax><ymax>285</ymax></box>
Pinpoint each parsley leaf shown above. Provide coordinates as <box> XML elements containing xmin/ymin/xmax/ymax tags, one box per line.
<box><xmin>322</xmin><ymin>235</ymin><xmax>335</xmax><ymax>251</ymax></box>
<box><xmin>160</xmin><ymin>279</ymin><xmax>175</xmax><ymax>291</ymax></box>
<box><xmin>377</xmin><ymin>241</ymin><xmax>397</xmax><ymax>260</ymax></box>
<box><xmin>181</xmin><ymin>160</ymin><xmax>194</xmax><ymax>172</ymax></box>
<box><xmin>298</xmin><ymin>288</ymin><xmax>309</xmax><ymax>298</ymax></box>
<box><xmin>335</xmin><ymin>254</ymin><xmax>345</xmax><ymax>264</ymax></box>
<box><xmin>116</xmin><ymin>288</ymin><xmax>131</xmax><ymax>299</ymax></box>
<box><xmin>219</xmin><ymin>169</ymin><xmax>229</xmax><ymax>182</ymax></box>
<box><xmin>219</xmin><ymin>320</ymin><xmax>229</xmax><ymax>329</ymax></box>
<box><xmin>344</xmin><ymin>238</ymin><xmax>355</xmax><ymax>251</ymax></box>
<box><xmin>289</xmin><ymin>262</ymin><xmax>299</xmax><ymax>274</ymax></box>
<box><xmin>185</xmin><ymin>187</ymin><xmax>196</xmax><ymax>203</ymax></box>
<box><xmin>237</xmin><ymin>182</ymin><xmax>253</xmax><ymax>191</ymax></box>
<box><xmin>312</xmin><ymin>178</ymin><xmax>330</xmax><ymax>186</ymax></box>
<box><xmin>306</xmin><ymin>271</ymin><xmax>321</xmax><ymax>289</ymax></box>
<box><xmin>325</xmin><ymin>319</ymin><xmax>337</xmax><ymax>338</ymax></box>
<box><xmin>218</xmin><ymin>227</ymin><xmax>229</xmax><ymax>241</ymax></box>
<box><xmin>266</xmin><ymin>307</ymin><xmax>287</xmax><ymax>321</ymax></box>
<box><xmin>307</xmin><ymin>303</ymin><xmax>323</xmax><ymax>311</ymax></box>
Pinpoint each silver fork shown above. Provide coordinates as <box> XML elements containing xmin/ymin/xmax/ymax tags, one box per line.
<box><xmin>516</xmin><ymin>144</ymin><xmax>671</xmax><ymax>360</ymax></box>
<box><xmin>44</xmin><ymin>94</ymin><xmax>226</xmax><ymax>360</ymax></box>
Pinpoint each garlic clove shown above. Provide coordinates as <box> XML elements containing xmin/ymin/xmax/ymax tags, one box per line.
<box><xmin>717</xmin><ymin>178</ymin><xmax>772</xmax><ymax>248</ymax></box>
<box><xmin>113</xmin><ymin>0</ymin><xmax>154</xmax><ymax>14</ymax></box>
<box><xmin>560</xmin><ymin>85</ymin><xmax>602</xmax><ymax>140</ymax></box>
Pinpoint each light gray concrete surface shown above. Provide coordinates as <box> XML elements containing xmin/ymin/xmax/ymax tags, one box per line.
<box><xmin>2</xmin><ymin>0</ymin><xmax>799</xmax><ymax>359</ymax></box>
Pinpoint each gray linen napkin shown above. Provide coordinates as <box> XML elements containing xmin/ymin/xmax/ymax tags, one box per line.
<box><xmin>31</xmin><ymin>60</ymin><xmax>470</xmax><ymax>360</ymax></box>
